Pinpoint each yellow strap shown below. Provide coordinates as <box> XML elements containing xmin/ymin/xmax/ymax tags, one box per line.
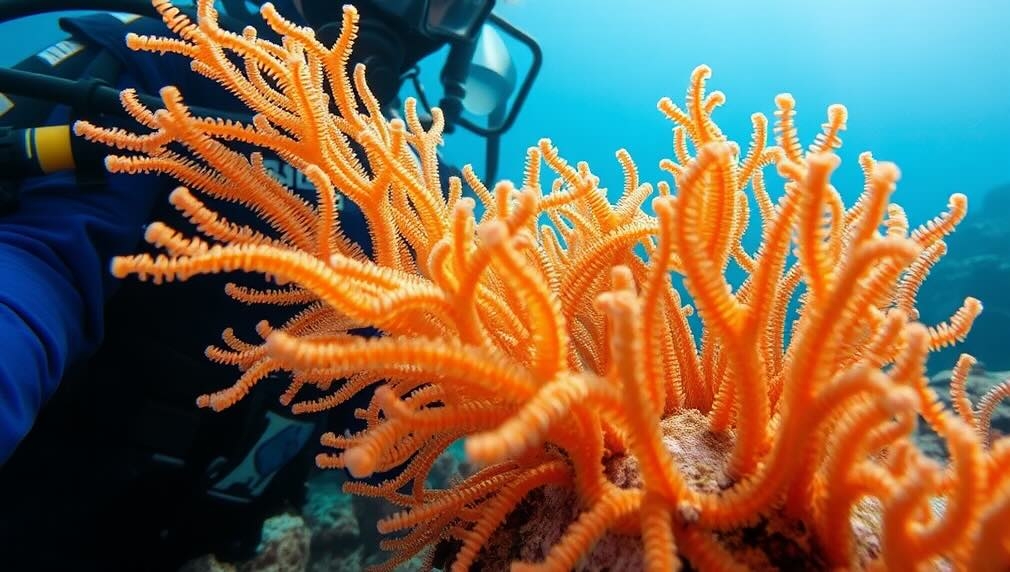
<box><xmin>34</xmin><ymin>125</ymin><xmax>76</xmax><ymax>173</ymax></box>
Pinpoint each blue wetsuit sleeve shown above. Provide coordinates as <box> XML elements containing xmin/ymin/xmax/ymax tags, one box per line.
<box><xmin>0</xmin><ymin>169</ymin><xmax>166</xmax><ymax>463</ymax></box>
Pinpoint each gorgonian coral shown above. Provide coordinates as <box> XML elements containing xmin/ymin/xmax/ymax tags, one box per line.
<box><xmin>76</xmin><ymin>1</ymin><xmax>1010</xmax><ymax>569</ymax></box>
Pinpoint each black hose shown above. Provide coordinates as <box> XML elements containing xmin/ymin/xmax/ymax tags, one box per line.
<box><xmin>0</xmin><ymin>66</ymin><xmax>252</xmax><ymax>122</ymax></box>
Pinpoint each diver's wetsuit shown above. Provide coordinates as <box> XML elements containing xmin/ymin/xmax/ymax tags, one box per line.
<box><xmin>0</xmin><ymin>4</ymin><xmax>418</xmax><ymax>570</ymax></box>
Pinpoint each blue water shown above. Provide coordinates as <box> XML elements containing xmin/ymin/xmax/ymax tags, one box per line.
<box><xmin>486</xmin><ymin>0</ymin><xmax>1010</xmax><ymax>228</ymax></box>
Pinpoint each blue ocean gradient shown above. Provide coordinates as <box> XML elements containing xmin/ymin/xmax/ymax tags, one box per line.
<box><xmin>478</xmin><ymin>0</ymin><xmax>1010</xmax><ymax>230</ymax></box>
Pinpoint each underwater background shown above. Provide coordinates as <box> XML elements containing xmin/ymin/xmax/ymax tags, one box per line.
<box><xmin>2</xmin><ymin>1</ymin><xmax>1009</xmax><ymax>570</ymax></box>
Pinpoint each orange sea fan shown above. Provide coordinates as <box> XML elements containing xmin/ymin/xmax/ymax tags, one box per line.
<box><xmin>75</xmin><ymin>1</ymin><xmax>1010</xmax><ymax>570</ymax></box>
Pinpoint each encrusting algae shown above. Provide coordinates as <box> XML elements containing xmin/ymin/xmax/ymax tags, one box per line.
<box><xmin>75</xmin><ymin>1</ymin><xmax>1010</xmax><ymax>570</ymax></box>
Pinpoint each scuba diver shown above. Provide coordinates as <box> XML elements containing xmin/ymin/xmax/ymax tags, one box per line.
<box><xmin>0</xmin><ymin>0</ymin><xmax>539</xmax><ymax>569</ymax></box>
